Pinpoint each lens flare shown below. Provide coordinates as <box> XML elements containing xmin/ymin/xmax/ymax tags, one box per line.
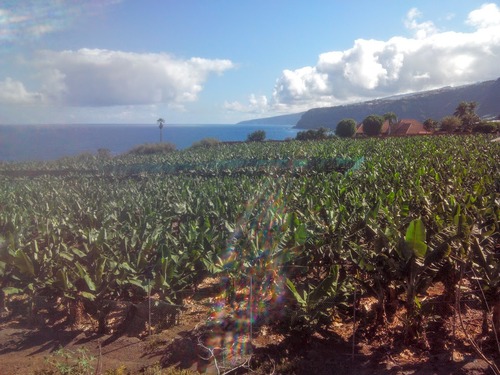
<box><xmin>204</xmin><ymin>180</ymin><xmax>302</xmax><ymax>363</ymax></box>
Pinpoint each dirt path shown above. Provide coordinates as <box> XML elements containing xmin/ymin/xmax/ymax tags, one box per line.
<box><xmin>0</xmin><ymin>294</ymin><xmax>209</xmax><ymax>374</ymax></box>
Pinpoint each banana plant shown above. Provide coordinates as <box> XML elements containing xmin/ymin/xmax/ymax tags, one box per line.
<box><xmin>286</xmin><ymin>265</ymin><xmax>351</xmax><ymax>334</ymax></box>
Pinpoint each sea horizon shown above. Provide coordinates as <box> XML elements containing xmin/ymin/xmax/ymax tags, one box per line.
<box><xmin>0</xmin><ymin>123</ymin><xmax>299</xmax><ymax>162</ymax></box>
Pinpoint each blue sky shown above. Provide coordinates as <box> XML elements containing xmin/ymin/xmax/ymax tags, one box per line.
<box><xmin>1</xmin><ymin>0</ymin><xmax>499</xmax><ymax>124</ymax></box>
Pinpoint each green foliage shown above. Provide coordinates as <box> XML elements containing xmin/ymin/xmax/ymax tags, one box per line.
<box><xmin>125</xmin><ymin>143</ymin><xmax>176</xmax><ymax>155</ymax></box>
<box><xmin>246</xmin><ymin>130</ymin><xmax>266</xmax><ymax>142</ymax></box>
<box><xmin>454</xmin><ymin>101</ymin><xmax>480</xmax><ymax>132</ymax></box>
<box><xmin>404</xmin><ymin>218</ymin><xmax>427</xmax><ymax>258</ymax></box>
<box><xmin>296</xmin><ymin>127</ymin><xmax>330</xmax><ymax>141</ymax></box>
<box><xmin>335</xmin><ymin>119</ymin><xmax>356</xmax><ymax>138</ymax></box>
<box><xmin>362</xmin><ymin>115</ymin><xmax>384</xmax><ymax>136</ymax></box>
<box><xmin>383</xmin><ymin>112</ymin><xmax>398</xmax><ymax>132</ymax></box>
<box><xmin>383</xmin><ymin>112</ymin><xmax>397</xmax><ymax>122</ymax></box>
<box><xmin>473</xmin><ymin>121</ymin><xmax>498</xmax><ymax>133</ymax></box>
<box><xmin>0</xmin><ymin>135</ymin><xmax>498</xmax><ymax>343</ymax></box>
<box><xmin>43</xmin><ymin>347</ymin><xmax>96</xmax><ymax>375</ymax></box>
<box><xmin>423</xmin><ymin>118</ymin><xmax>438</xmax><ymax>132</ymax></box>
<box><xmin>286</xmin><ymin>265</ymin><xmax>351</xmax><ymax>333</ymax></box>
<box><xmin>190</xmin><ymin>137</ymin><xmax>221</xmax><ymax>149</ymax></box>
<box><xmin>97</xmin><ymin>148</ymin><xmax>112</xmax><ymax>159</ymax></box>
<box><xmin>440</xmin><ymin>115</ymin><xmax>462</xmax><ymax>132</ymax></box>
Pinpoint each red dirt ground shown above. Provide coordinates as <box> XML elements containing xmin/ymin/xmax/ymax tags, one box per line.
<box><xmin>0</xmin><ymin>279</ymin><xmax>498</xmax><ymax>374</ymax></box>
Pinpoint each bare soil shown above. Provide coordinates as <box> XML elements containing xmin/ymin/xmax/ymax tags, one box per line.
<box><xmin>0</xmin><ymin>279</ymin><xmax>498</xmax><ymax>374</ymax></box>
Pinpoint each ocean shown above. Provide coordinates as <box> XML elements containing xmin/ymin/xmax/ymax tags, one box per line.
<box><xmin>0</xmin><ymin>124</ymin><xmax>299</xmax><ymax>162</ymax></box>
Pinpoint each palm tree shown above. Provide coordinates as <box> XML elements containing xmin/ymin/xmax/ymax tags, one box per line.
<box><xmin>157</xmin><ymin>118</ymin><xmax>165</xmax><ymax>142</ymax></box>
<box><xmin>453</xmin><ymin>101</ymin><xmax>473</xmax><ymax>118</ymax></box>
<box><xmin>383</xmin><ymin>112</ymin><xmax>398</xmax><ymax>136</ymax></box>
<box><xmin>454</xmin><ymin>102</ymin><xmax>479</xmax><ymax>132</ymax></box>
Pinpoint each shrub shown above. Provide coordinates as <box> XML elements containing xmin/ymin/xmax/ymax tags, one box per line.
<box><xmin>440</xmin><ymin>116</ymin><xmax>462</xmax><ymax>132</ymax></box>
<box><xmin>125</xmin><ymin>143</ymin><xmax>176</xmax><ymax>155</ymax></box>
<box><xmin>473</xmin><ymin>121</ymin><xmax>498</xmax><ymax>133</ymax></box>
<box><xmin>362</xmin><ymin>115</ymin><xmax>384</xmax><ymax>136</ymax></box>
<box><xmin>190</xmin><ymin>137</ymin><xmax>221</xmax><ymax>149</ymax></box>
<box><xmin>423</xmin><ymin>118</ymin><xmax>438</xmax><ymax>132</ymax></box>
<box><xmin>335</xmin><ymin>119</ymin><xmax>357</xmax><ymax>138</ymax></box>
<box><xmin>97</xmin><ymin>148</ymin><xmax>112</xmax><ymax>158</ymax></box>
<box><xmin>247</xmin><ymin>130</ymin><xmax>266</xmax><ymax>142</ymax></box>
<box><xmin>296</xmin><ymin>127</ymin><xmax>331</xmax><ymax>141</ymax></box>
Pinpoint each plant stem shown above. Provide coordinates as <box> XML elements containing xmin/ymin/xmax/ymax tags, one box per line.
<box><xmin>352</xmin><ymin>285</ymin><xmax>356</xmax><ymax>360</ymax></box>
<box><xmin>148</xmin><ymin>278</ymin><xmax>152</xmax><ymax>336</ymax></box>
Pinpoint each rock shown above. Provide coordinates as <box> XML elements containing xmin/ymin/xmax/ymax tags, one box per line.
<box><xmin>461</xmin><ymin>359</ymin><xmax>490</xmax><ymax>375</ymax></box>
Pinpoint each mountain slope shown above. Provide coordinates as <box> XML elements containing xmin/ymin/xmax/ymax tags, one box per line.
<box><xmin>295</xmin><ymin>78</ymin><xmax>500</xmax><ymax>129</ymax></box>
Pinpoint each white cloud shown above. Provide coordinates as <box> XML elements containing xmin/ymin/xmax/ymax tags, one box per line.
<box><xmin>233</xmin><ymin>3</ymin><xmax>500</xmax><ymax>115</ymax></box>
<box><xmin>224</xmin><ymin>94</ymin><xmax>269</xmax><ymax>114</ymax></box>
<box><xmin>466</xmin><ymin>3</ymin><xmax>500</xmax><ymax>28</ymax></box>
<box><xmin>29</xmin><ymin>49</ymin><xmax>234</xmax><ymax>107</ymax></box>
<box><xmin>0</xmin><ymin>77</ymin><xmax>43</xmax><ymax>104</ymax></box>
<box><xmin>404</xmin><ymin>8</ymin><xmax>439</xmax><ymax>39</ymax></box>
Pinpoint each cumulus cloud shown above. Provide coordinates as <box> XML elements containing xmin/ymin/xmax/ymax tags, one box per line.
<box><xmin>466</xmin><ymin>3</ymin><xmax>500</xmax><ymax>28</ymax></box>
<box><xmin>224</xmin><ymin>94</ymin><xmax>270</xmax><ymax>114</ymax></box>
<box><xmin>0</xmin><ymin>77</ymin><xmax>43</xmax><ymax>104</ymax></box>
<box><xmin>404</xmin><ymin>8</ymin><xmax>439</xmax><ymax>39</ymax></box>
<box><xmin>23</xmin><ymin>49</ymin><xmax>234</xmax><ymax>107</ymax></box>
<box><xmin>234</xmin><ymin>3</ymin><xmax>500</xmax><ymax>115</ymax></box>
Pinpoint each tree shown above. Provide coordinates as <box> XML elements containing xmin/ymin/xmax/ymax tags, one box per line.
<box><xmin>97</xmin><ymin>148</ymin><xmax>111</xmax><ymax>158</ymax></box>
<box><xmin>296</xmin><ymin>127</ymin><xmax>331</xmax><ymax>141</ymax></box>
<box><xmin>190</xmin><ymin>137</ymin><xmax>221</xmax><ymax>149</ymax></box>
<box><xmin>383</xmin><ymin>112</ymin><xmax>398</xmax><ymax>135</ymax></box>
<box><xmin>157</xmin><ymin>118</ymin><xmax>165</xmax><ymax>142</ymax></box>
<box><xmin>247</xmin><ymin>130</ymin><xmax>266</xmax><ymax>142</ymax></box>
<box><xmin>423</xmin><ymin>118</ymin><xmax>438</xmax><ymax>132</ymax></box>
<box><xmin>315</xmin><ymin>127</ymin><xmax>330</xmax><ymax>139</ymax></box>
<box><xmin>473</xmin><ymin>121</ymin><xmax>498</xmax><ymax>133</ymax></box>
<box><xmin>453</xmin><ymin>101</ymin><xmax>474</xmax><ymax>118</ymax></box>
<box><xmin>335</xmin><ymin>119</ymin><xmax>357</xmax><ymax>138</ymax></box>
<box><xmin>362</xmin><ymin>115</ymin><xmax>384</xmax><ymax>136</ymax></box>
<box><xmin>440</xmin><ymin>116</ymin><xmax>461</xmax><ymax>132</ymax></box>
<box><xmin>453</xmin><ymin>101</ymin><xmax>480</xmax><ymax>132</ymax></box>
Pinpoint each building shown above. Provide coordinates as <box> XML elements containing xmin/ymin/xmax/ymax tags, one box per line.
<box><xmin>355</xmin><ymin>119</ymin><xmax>432</xmax><ymax>137</ymax></box>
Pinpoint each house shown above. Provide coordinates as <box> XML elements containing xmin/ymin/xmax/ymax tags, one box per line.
<box><xmin>355</xmin><ymin>119</ymin><xmax>432</xmax><ymax>137</ymax></box>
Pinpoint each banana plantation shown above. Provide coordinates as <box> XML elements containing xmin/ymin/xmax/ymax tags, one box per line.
<box><xmin>0</xmin><ymin>135</ymin><xmax>499</xmax><ymax>371</ymax></box>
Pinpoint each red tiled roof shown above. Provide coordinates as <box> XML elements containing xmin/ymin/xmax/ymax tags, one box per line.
<box><xmin>393</xmin><ymin>119</ymin><xmax>431</xmax><ymax>135</ymax></box>
<box><xmin>355</xmin><ymin>118</ymin><xmax>431</xmax><ymax>136</ymax></box>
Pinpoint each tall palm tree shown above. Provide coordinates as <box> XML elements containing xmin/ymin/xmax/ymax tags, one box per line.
<box><xmin>157</xmin><ymin>118</ymin><xmax>165</xmax><ymax>142</ymax></box>
<box><xmin>383</xmin><ymin>112</ymin><xmax>398</xmax><ymax>136</ymax></box>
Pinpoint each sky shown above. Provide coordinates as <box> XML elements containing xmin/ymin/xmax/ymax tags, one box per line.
<box><xmin>1</xmin><ymin>0</ymin><xmax>500</xmax><ymax>125</ymax></box>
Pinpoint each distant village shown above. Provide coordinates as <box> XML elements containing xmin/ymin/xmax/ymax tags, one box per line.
<box><xmin>338</xmin><ymin>100</ymin><xmax>500</xmax><ymax>139</ymax></box>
